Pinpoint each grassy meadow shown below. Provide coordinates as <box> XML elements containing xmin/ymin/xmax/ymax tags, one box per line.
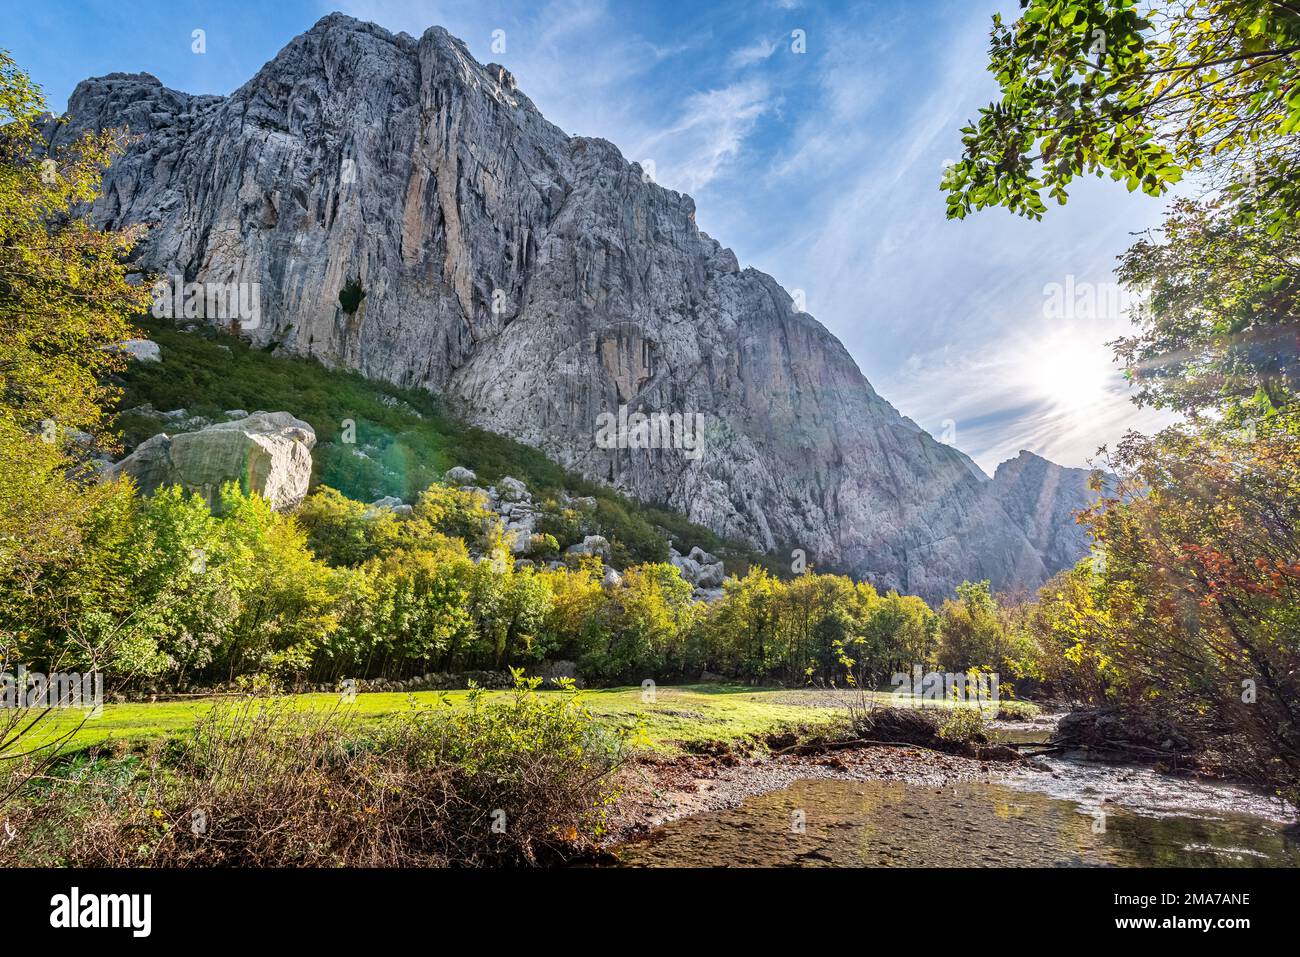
<box><xmin>30</xmin><ymin>685</ymin><xmax>853</xmax><ymax>755</ymax></box>
<box><xmin>29</xmin><ymin>684</ymin><xmax>1039</xmax><ymax>759</ymax></box>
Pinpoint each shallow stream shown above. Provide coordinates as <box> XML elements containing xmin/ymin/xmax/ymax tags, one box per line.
<box><xmin>615</xmin><ymin>751</ymin><xmax>1299</xmax><ymax>868</ymax></box>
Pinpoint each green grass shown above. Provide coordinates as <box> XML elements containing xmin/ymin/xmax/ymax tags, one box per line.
<box><xmin>24</xmin><ymin>684</ymin><xmax>1037</xmax><ymax>758</ymax></box>
<box><xmin>29</xmin><ymin>686</ymin><xmax>855</xmax><ymax>756</ymax></box>
<box><xmin>116</xmin><ymin>318</ymin><xmax>753</xmax><ymax>566</ymax></box>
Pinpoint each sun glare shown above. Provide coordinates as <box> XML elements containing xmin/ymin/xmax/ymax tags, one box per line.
<box><xmin>1026</xmin><ymin>333</ymin><xmax>1117</xmax><ymax>413</ymax></box>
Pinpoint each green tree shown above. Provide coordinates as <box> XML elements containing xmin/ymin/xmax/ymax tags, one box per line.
<box><xmin>366</xmin><ymin>545</ymin><xmax>474</xmax><ymax>676</ymax></box>
<box><xmin>704</xmin><ymin>567</ymin><xmax>781</xmax><ymax>680</ymax></box>
<box><xmin>936</xmin><ymin>580</ymin><xmax>1026</xmax><ymax>673</ymax></box>
<box><xmin>0</xmin><ymin>50</ymin><xmax>153</xmax><ymax>675</ymax></box>
<box><xmin>298</xmin><ymin>485</ymin><xmax>400</xmax><ymax>566</ymax></box>
<box><xmin>1018</xmin><ymin>560</ymin><xmax>1122</xmax><ymax>703</ymax></box>
<box><xmin>538</xmin><ymin>561</ymin><xmax>610</xmax><ymax>666</ymax></box>
<box><xmin>405</xmin><ymin>482</ymin><xmax>498</xmax><ymax>550</ymax></box>
<box><xmin>0</xmin><ymin>49</ymin><xmax>151</xmax><ymax>439</ymax></box>
<box><xmin>1114</xmin><ymin>197</ymin><xmax>1300</xmax><ymax>424</ymax></box>
<box><xmin>944</xmin><ymin>0</ymin><xmax>1300</xmax><ymax>226</ymax></box>
<box><xmin>590</xmin><ymin>563</ymin><xmax>696</xmax><ymax>681</ymax></box>
<box><xmin>123</xmin><ymin>486</ymin><xmax>237</xmax><ymax>681</ymax></box>
<box><xmin>210</xmin><ymin>485</ymin><xmax>345</xmax><ymax>682</ymax></box>
<box><xmin>862</xmin><ymin>592</ymin><xmax>940</xmax><ymax>679</ymax></box>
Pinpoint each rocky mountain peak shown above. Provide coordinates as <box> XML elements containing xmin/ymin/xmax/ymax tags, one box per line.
<box><xmin>50</xmin><ymin>14</ymin><xmax>1098</xmax><ymax>604</ymax></box>
<box><xmin>991</xmin><ymin>451</ymin><xmax>1108</xmax><ymax>580</ymax></box>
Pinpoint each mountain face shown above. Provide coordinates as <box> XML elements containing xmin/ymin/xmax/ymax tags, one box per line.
<box><xmin>991</xmin><ymin>451</ymin><xmax>1105</xmax><ymax>586</ymax></box>
<box><xmin>49</xmin><ymin>13</ymin><xmax>1100</xmax><ymax>604</ymax></box>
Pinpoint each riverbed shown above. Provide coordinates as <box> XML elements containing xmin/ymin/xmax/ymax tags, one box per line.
<box><xmin>612</xmin><ymin>739</ymin><xmax>1298</xmax><ymax>867</ymax></box>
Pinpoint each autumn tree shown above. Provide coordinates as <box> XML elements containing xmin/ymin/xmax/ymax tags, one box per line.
<box><xmin>1080</xmin><ymin>428</ymin><xmax>1300</xmax><ymax>798</ymax></box>
<box><xmin>0</xmin><ymin>49</ymin><xmax>150</xmax><ymax>439</ymax></box>
<box><xmin>0</xmin><ymin>50</ymin><xmax>150</xmax><ymax>673</ymax></box>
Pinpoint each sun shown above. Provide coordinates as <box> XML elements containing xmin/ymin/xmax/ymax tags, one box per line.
<box><xmin>1026</xmin><ymin>333</ymin><xmax>1117</xmax><ymax>412</ymax></box>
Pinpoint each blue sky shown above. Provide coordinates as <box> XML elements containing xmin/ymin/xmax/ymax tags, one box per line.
<box><xmin>8</xmin><ymin>0</ymin><xmax>1177</xmax><ymax>472</ymax></box>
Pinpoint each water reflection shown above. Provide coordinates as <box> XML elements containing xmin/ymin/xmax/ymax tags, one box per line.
<box><xmin>615</xmin><ymin>777</ymin><xmax>1300</xmax><ymax>868</ymax></box>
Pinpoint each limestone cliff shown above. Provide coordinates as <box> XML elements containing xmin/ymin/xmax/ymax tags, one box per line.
<box><xmin>50</xmin><ymin>14</ymin><xmax>1095</xmax><ymax>603</ymax></box>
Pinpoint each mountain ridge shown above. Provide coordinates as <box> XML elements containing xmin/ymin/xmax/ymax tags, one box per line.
<box><xmin>47</xmin><ymin>12</ymin><xmax>1101</xmax><ymax>603</ymax></box>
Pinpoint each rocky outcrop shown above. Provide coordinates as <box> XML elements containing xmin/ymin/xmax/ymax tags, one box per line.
<box><xmin>991</xmin><ymin>451</ymin><xmax>1108</xmax><ymax>581</ymax></box>
<box><xmin>566</xmin><ymin>535</ymin><xmax>611</xmax><ymax>562</ymax></box>
<box><xmin>494</xmin><ymin>476</ymin><xmax>528</xmax><ymax>502</ymax></box>
<box><xmin>440</xmin><ymin>470</ymin><xmax>543</xmax><ymax>555</ymax></box>
<box><xmin>670</xmin><ymin>546</ymin><xmax>725</xmax><ymax>591</ymax></box>
<box><xmin>55</xmin><ymin>14</ymin><xmax>1093</xmax><ymax>604</ymax></box>
<box><xmin>104</xmin><ymin>339</ymin><xmax>161</xmax><ymax>362</ymax></box>
<box><xmin>104</xmin><ymin>411</ymin><xmax>315</xmax><ymax>510</ymax></box>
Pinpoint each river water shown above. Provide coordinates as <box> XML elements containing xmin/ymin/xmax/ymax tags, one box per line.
<box><xmin>615</xmin><ymin>755</ymin><xmax>1300</xmax><ymax>868</ymax></box>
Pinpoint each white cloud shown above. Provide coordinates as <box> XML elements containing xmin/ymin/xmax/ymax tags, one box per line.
<box><xmin>729</xmin><ymin>38</ymin><xmax>778</xmax><ymax>68</ymax></box>
<box><xmin>738</xmin><ymin>4</ymin><xmax>1173</xmax><ymax>471</ymax></box>
<box><xmin>634</xmin><ymin>79</ymin><xmax>774</xmax><ymax>194</ymax></box>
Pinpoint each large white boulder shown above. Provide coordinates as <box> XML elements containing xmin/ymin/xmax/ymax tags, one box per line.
<box><xmin>104</xmin><ymin>411</ymin><xmax>315</xmax><ymax>511</ymax></box>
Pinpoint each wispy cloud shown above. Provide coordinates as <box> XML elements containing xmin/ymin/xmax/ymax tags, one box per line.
<box><xmin>730</xmin><ymin>1</ymin><xmax>1174</xmax><ymax>472</ymax></box>
<box><xmin>634</xmin><ymin>79</ymin><xmax>774</xmax><ymax>194</ymax></box>
<box><xmin>729</xmin><ymin>37</ymin><xmax>777</xmax><ymax>68</ymax></box>
<box><xmin>887</xmin><ymin>300</ymin><xmax>1179</xmax><ymax>472</ymax></box>
<box><xmin>329</xmin><ymin>0</ymin><xmax>769</xmax><ymax>199</ymax></box>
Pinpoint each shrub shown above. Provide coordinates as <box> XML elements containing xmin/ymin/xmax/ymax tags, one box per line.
<box><xmin>937</xmin><ymin>706</ymin><xmax>987</xmax><ymax>745</ymax></box>
<box><xmin>4</xmin><ymin>676</ymin><xmax>633</xmax><ymax>867</ymax></box>
<box><xmin>524</xmin><ymin>533</ymin><xmax>560</xmax><ymax>559</ymax></box>
<box><xmin>298</xmin><ymin>486</ymin><xmax>399</xmax><ymax>566</ymax></box>
<box><xmin>534</xmin><ymin>505</ymin><xmax>583</xmax><ymax>549</ymax></box>
<box><xmin>338</xmin><ymin>277</ymin><xmax>366</xmax><ymax>314</ymax></box>
<box><xmin>406</xmin><ymin>484</ymin><xmax>498</xmax><ymax>550</ymax></box>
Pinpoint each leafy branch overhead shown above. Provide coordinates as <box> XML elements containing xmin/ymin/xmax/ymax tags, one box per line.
<box><xmin>943</xmin><ymin>0</ymin><xmax>1300</xmax><ymax>227</ymax></box>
